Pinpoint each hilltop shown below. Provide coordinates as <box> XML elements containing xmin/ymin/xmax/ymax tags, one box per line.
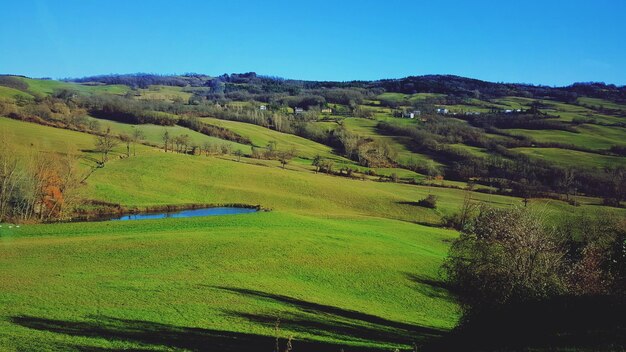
<box><xmin>0</xmin><ymin>72</ymin><xmax>624</xmax><ymax>351</ymax></box>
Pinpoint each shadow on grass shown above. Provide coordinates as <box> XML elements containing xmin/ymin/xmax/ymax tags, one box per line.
<box><xmin>11</xmin><ymin>315</ymin><xmax>374</xmax><ymax>352</ymax></box>
<box><xmin>215</xmin><ymin>286</ymin><xmax>443</xmax><ymax>347</ymax></box>
<box><xmin>422</xmin><ymin>295</ymin><xmax>626</xmax><ymax>351</ymax></box>
<box><xmin>11</xmin><ymin>287</ymin><xmax>447</xmax><ymax>351</ymax></box>
<box><xmin>404</xmin><ymin>273</ymin><xmax>457</xmax><ymax>304</ymax></box>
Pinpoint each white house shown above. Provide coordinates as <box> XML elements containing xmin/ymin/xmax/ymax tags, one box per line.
<box><xmin>294</xmin><ymin>107</ymin><xmax>304</xmax><ymax>114</ymax></box>
<box><xmin>402</xmin><ymin>110</ymin><xmax>421</xmax><ymax>119</ymax></box>
<box><xmin>436</xmin><ymin>108</ymin><xmax>449</xmax><ymax>114</ymax></box>
<box><xmin>260</xmin><ymin>105</ymin><xmax>267</xmax><ymax>111</ymax></box>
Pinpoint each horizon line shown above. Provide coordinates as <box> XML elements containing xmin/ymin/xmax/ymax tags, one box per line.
<box><xmin>2</xmin><ymin>71</ymin><xmax>625</xmax><ymax>89</ymax></box>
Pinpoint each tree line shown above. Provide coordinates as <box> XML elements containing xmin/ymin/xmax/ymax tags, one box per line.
<box><xmin>0</xmin><ymin>134</ymin><xmax>82</xmax><ymax>223</ymax></box>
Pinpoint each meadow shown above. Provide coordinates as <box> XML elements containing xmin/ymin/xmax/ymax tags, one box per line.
<box><xmin>514</xmin><ymin>147</ymin><xmax>626</xmax><ymax>169</ymax></box>
<box><xmin>1</xmin><ymin>72</ymin><xmax>625</xmax><ymax>351</ymax></box>
<box><xmin>2</xmin><ymin>116</ymin><xmax>614</xmax><ymax>351</ymax></box>
<box><xmin>506</xmin><ymin>125</ymin><xmax>626</xmax><ymax>150</ymax></box>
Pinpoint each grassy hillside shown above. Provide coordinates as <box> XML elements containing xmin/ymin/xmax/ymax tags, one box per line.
<box><xmin>342</xmin><ymin>118</ymin><xmax>440</xmax><ymax>167</ymax></box>
<box><xmin>16</xmin><ymin>77</ymin><xmax>129</xmax><ymax>96</ymax></box>
<box><xmin>515</xmin><ymin>147</ymin><xmax>626</xmax><ymax>169</ymax></box>
<box><xmin>0</xmin><ymin>119</ymin><xmax>461</xmax><ymax>350</ymax></box>
<box><xmin>2</xmin><ymin>118</ymin><xmax>616</xmax><ymax>351</ymax></box>
<box><xmin>0</xmin><ymin>212</ymin><xmax>458</xmax><ymax>351</ymax></box>
<box><xmin>200</xmin><ymin>117</ymin><xmax>342</xmax><ymax>161</ymax></box>
<box><xmin>1</xmin><ymin>73</ymin><xmax>625</xmax><ymax>351</ymax></box>
<box><xmin>0</xmin><ymin>86</ymin><xmax>33</xmax><ymax>100</ymax></box>
<box><xmin>88</xmin><ymin>116</ymin><xmax>252</xmax><ymax>153</ymax></box>
<box><xmin>507</xmin><ymin>126</ymin><xmax>626</xmax><ymax>150</ymax></box>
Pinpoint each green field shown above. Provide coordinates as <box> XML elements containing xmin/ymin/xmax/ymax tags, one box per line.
<box><xmin>514</xmin><ymin>147</ymin><xmax>626</xmax><ymax>169</ymax></box>
<box><xmin>342</xmin><ymin>118</ymin><xmax>440</xmax><ymax>167</ymax></box>
<box><xmin>507</xmin><ymin>124</ymin><xmax>626</xmax><ymax>150</ymax></box>
<box><xmin>0</xmin><ymin>86</ymin><xmax>33</xmax><ymax>100</ymax></box>
<box><xmin>2</xmin><ymin>68</ymin><xmax>626</xmax><ymax>351</ymax></box>
<box><xmin>376</xmin><ymin>93</ymin><xmax>445</xmax><ymax>105</ymax></box>
<box><xmin>87</xmin><ymin>116</ymin><xmax>252</xmax><ymax>153</ymax></box>
<box><xmin>0</xmin><ymin>212</ymin><xmax>458</xmax><ymax>351</ymax></box>
<box><xmin>136</xmin><ymin>86</ymin><xmax>193</xmax><ymax>102</ymax></box>
<box><xmin>2</xmin><ymin>117</ymin><xmax>613</xmax><ymax>350</ymax></box>
<box><xmin>201</xmin><ymin>117</ymin><xmax>345</xmax><ymax>161</ymax></box>
<box><xmin>0</xmin><ymin>119</ymin><xmax>463</xmax><ymax>350</ymax></box>
<box><xmin>577</xmin><ymin>97</ymin><xmax>626</xmax><ymax>112</ymax></box>
<box><xmin>14</xmin><ymin>77</ymin><xmax>130</xmax><ymax>96</ymax></box>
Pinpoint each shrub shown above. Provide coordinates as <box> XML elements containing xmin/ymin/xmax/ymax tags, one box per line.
<box><xmin>417</xmin><ymin>194</ymin><xmax>438</xmax><ymax>209</ymax></box>
<box><xmin>443</xmin><ymin>206</ymin><xmax>566</xmax><ymax>313</ymax></box>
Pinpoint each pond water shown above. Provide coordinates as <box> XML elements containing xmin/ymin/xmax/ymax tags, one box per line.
<box><xmin>109</xmin><ymin>207</ymin><xmax>258</xmax><ymax>221</ymax></box>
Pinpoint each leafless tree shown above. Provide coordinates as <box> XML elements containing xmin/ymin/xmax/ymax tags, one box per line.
<box><xmin>94</xmin><ymin>128</ymin><xmax>119</xmax><ymax>163</ymax></box>
<box><xmin>162</xmin><ymin>130</ymin><xmax>171</xmax><ymax>152</ymax></box>
<box><xmin>0</xmin><ymin>134</ymin><xmax>21</xmax><ymax>221</ymax></box>
<box><xmin>118</xmin><ymin>133</ymin><xmax>131</xmax><ymax>157</ymax></box>
<box><xmin>131</xmin><ymin>128</ymin><xmax>144</xmax><ymax>156</ymax></box>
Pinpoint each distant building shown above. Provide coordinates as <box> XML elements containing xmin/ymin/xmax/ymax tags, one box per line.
<box><xmin>260</xmin><ymin>105</ymin><xmax>267</xmax><ymax>111</ymax></box>
<box><xmin>436</xmin><ymin>108</ymin><xmax>449</xmax><ymax>114</ymax></box>
<box><xmin>294</xmin><ymin>107</ymin><xmax>304</xmax><ymax>114</ymax></box>
<box><xmin>402</xmin><ymin>110</ymin><xmax>420</xmax><ymax>119</ymax></box>
<box><xmin>504</xmin><ymin>109</ymin><xmax>513</xmax><ymax>113</ymax></box>
<box><xmin>321</xmin><ymin>108</ymin><xmax>333</xmax><ymax>114</ymax></box>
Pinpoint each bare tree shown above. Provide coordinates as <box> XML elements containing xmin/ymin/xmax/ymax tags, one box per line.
<box><xmin>118</xmin><ymin>133</ymin><xmax>131</xmax><ymax>157</ymax></box>
<box><xmin>220</xmin><ymin>143</ymin><xmax>232</xmax><ymax>155</ymax></box>
<box><xmin>558</xmin><ymin>168</ymin><xmax>576</xmax><ymax>201</ymax></box>
<box><xmin>0</xmin><ymin>134</ymin><xmax>21</xmax><ymax>221</ymax></box>
<box><xmin>202</xmin><ymin>141</ymin><xmax>211</xmax><ymax>156</ymax></box>
<box><xmin>337</xmin><ymin>125</ymin><xmax>359</xmax><ymax>160</ymax></box>
<box><xmin>162</xmin><ymin>130</ymin><xmax>171</xmax><ymax>152</ymax></box>
<box><xmin>131</xmin><ymin>128</ymin><xmax>144</xmax><ymax>156</ymax></box>
<box><xmin>234</xmin><ymin>149</ymin><xmax>243</xmax><ymax>162</ymax></box>
<box><xmin>278</xmin><ymin>151</ymin><xmax>292</xmax><ymax>169</ymax></box>
<box><xmin>444</xmin><ymin>205</ymin><xmax>566</xmax><ymax>312</ymax></box>
<box><xmin>173</xmin><ymin>134</ymin><xmax>190</xmax><ymax>154</ymax></box>
<box><xmin>94</xmin><ymin>128</ymin><xmax>119</xmax><ymax>164</ymax></box>
<box><xmin>604</xmin><ymin>166</ymin><xmax>626</xmax><ymax>206</ymax></box>
<box><xmin>312</xmin><ymin>154</ymin><xmax>322</xmax><ymax>173</ymax></box>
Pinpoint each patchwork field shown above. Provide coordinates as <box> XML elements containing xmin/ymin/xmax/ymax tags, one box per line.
<box><xmin>507</xmin><ymin>125</ymin><xmax>626</xmax><ymax>150</ymax></box>
<box><xmin>200</xmin><ymin>117</ymin><xmax>342</xmax><ymax>161</ymax></box>
<box><xmin>2</xmin><ymin>116</ymin><xmax>614</xmax><ymax>351</ymax></box>
<box><xmin>1</xmin><ymin>69</ymin><xmax>625</xmax><ymax>352</ymax></box>
<box><xmin>514</xmin><ymin>147</ymin><xmax>626</xmax><ymax>169</ymax></box>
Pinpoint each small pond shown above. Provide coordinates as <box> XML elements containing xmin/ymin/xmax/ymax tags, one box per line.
<box><xmin>109</xmin><ymin>207</ymin><xmax>258</xmax><ymax>221</ymax></box>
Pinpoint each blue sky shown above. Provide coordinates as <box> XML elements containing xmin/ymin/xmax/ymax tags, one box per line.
<box><xmin>1</xmin><ymin>0</ymin><xmax>625</xmax><ymax>85</ymax></box>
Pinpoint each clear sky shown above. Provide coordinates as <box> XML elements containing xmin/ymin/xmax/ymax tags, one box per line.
<box><xmin>1</xmin><ymin>0</ymin><xmax>625</xmax><ymax>86</ymax></box>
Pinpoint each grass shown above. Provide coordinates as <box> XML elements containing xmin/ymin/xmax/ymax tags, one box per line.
<box><xmin>514</xmin><ymin>147</ymin><xmax>626</xmax><ymax>169</ymax></box>
<box><xmin>449</xmin><ymin>144</ymin><xmax>489</xmax><ymax>158</ymax></box>
<box><xmin>0</xmin><ymin>116</ymin><xmax>104</xmax><ymax>156</ymax></box>
<box><xmin>200</xmin><ymin>117</ymin><xmax>345</xmax><ymax>161</ymax></box>
<box><xmin>0</xmin><ymin>212</ymin><xmax>458</xmax><ymax>351</ymax></box>
<box><xmin>342</xmin><ymin>118</ymin><xmax>441</xmax><ymax>167</ymax></box>
<box><xmin>0</xmin><ymin>86</ymin><xmax>33</xmax><ymax>100</ymax></box>
<box><xmin>1</xmin><ymin>97</ymin><xmax>625</xmax><ymax>350</ymax></box>
<box><xmin>87</xmin><ymin>116</ymin><xmax>252</xmax><ymax>153</ymax></box>
<box><xmin>15</xmin><ymin>77</ymin><xmax>130</xmax><ymax>96</ymax></box>
<box><xmin>577</xmin><ymin>97</ymin><xmax>626</xmax><ymax>112</ymax></box>
<box><xmin>376</xmin><ymin>93</ymin><xmax>445</xmax><ymax>105</ymax></box>
<box><xmin>136</xmin><ymin>86</ymin><xmax>193</xmax><ymax>103</ymax></box>
<box><xmin>0</xmin><ymin>118</ymin><xmax>623</xmax><ymax>350</ymax></box>
<box><xmin>507</xmin><ymin>124</ymin><xmax>626</xmax><ymax>150</ymax></box>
